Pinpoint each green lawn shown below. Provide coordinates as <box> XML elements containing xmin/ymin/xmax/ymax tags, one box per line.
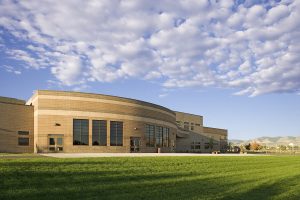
<box><xmin>1</xmin><ymin>156</ymin><xmax>300</xmax><ymax>200</ymax></box>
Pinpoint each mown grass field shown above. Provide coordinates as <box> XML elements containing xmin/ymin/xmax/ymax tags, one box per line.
<box><xmin>1</xmin><ymin>155</ymin><xmax>300</xmax><ymax>200</ymax></box>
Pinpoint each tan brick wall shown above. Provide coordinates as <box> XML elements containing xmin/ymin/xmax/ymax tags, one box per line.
<box><xmin>203</xmin><ymin>126</ymin><xmax>228</xmax><ymax>151</ymax></box>
<box><xmin>175</xmin><ymin>112</ymin><xmax>228</xmax><ymax>153</ymax></box>
<box><xmin>29</xmin><ymin>90</ymin><xmax>177</xmax><ymax>153</ymax></box>
<box><xmin>0</xmin><ymin>91</ymin><xmax>228</xmax><ymax>153</ymax></box>
<box><xmin>175</xmin><ymin>111</ymin><xmax>203</xmax><ymax>133</ymax></box>
<box><xmin>37</xmin><ymin>99</ymin><xmax>175</xmax><ymax>124</ymax></box>
<box><xmin>0</xmin><ymin>101</ymin><xmax>34</xmax><ymax>153</ymax></box>
<box><xmin>31</xmin><ymin>90</ymin><xmax>174</xmax><ymax>115</ymax></box>
<box><xmin>203</xmin><ymin>127</ymin><xmax>227</xmax><ymax>138</ymax></box>
<box><xmin>35</xmin><ymin>115</ymin><xmax>176</xmax><ymax>153</ymax></box>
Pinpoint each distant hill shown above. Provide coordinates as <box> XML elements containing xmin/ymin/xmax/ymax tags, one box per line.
<box><xmin>229</xmin><ymin>136</ymin><xmax>300</xmax><ymax>146</ymax></box>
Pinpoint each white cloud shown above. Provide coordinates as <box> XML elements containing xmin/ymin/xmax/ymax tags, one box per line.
<box><xmin>0</xmin><ymin>0</ymin><xmax>299</xmax><ymax>96</ymax></box>
<box><xmin>265</xmin><ymin>4</ymin><xmax>290</xmax><ymax>25</ymax></box>
<box><xmin>6</xmin><ymin>49</ymin><xmax>41</xmax><ymax>69</ymax></box>
<box><xmin>239</xmin><ymin>60</ymin><xmax>252</xmax><ymax>75</ymax></box>
<box><xmin>144</xmin><ymin>71</ymin><xmax>162</xmax><ymax>80</ymax></box>
<box><xmin>51</xmin><ymin>55</ymin><xmax>83</xmax><ymax>86</ymax></box>
<box><xmin>1</xmin><ymin>65</ymin><xmax>22</xmax><ymax>75</ymax></box>
<box><xmin>158</xmin><ymin>93</ymin><xmax>168</xmax><ymax>98</ymax></box>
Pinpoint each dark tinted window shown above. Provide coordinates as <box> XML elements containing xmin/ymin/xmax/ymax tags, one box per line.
<box><xmin>49</xmin><ymin>147</ymin><xmax>55</xmax><ymax>151</ymax></box>
<box><xmin>191</xmin><ymin>142</ymin><xmax>195</xmax><ymax>150</ymax></box>
<box><xmin>156</xmin><ymin>126</ymin><xmax>163</xmax><ymax>147</ymax></box>
<box><xmin>92</xmin><ymin>120</ymin><xmax>107</xmax><ymax>146</ymax></box>
<box><xmin>145</xmin><ymin>124</ymin><xmax>155</xmax><ymax>147</ymax></box>
<box><xmin>73</xmin><ymin>119</ymin><xmax>89</xmax><ymax>145</ymax></box>
<box><xmin>110</xmin><ymin>121</ymin><xmax>123</xmax><ymax>146</ymax></box>
<box><xmin>49</xmin><ymin>138</ymin><xmax>55</xmax><ymax>145</ymax></box>
<box><xmin>191</xmin><ymin>142</ymin><xmax>201</xmax><ymax>150</ymax></box>
<box><xmin>18</xmin><ymin>131</ymin><xmax>29</xmax><ymax>135</ymax></box>
<box><xmin>18</xmin><ymin>138</ymin><xmax>29</xmax><ymax>146</ymax></box>
<box><xmin>205</xmin><ymin>143</ymin><xmax>210</xmax><ymax>149</ymax></box>
<box><xmin>57</xmin><ymin>138</ymin><xmax>63</xmax><ymax>145</ymax></box>
<box><xmin>163</xmin><ymin>127</ymin><xmax>169</xmax><ymax>147</ymax></box>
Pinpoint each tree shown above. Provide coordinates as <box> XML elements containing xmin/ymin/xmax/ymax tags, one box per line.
<box><xmin>240</xmin><ymin>145</ymin><xmax>246</xmax><ymax>153</ymax></box>
<box><xmin>228</xmin><ymin>142</ymin><xmax>233</xmax><ymax>151</ymax></box>
<box><xmin>279</xmin><ymin>145</ymin><xmax>287</xmax><ymax>151</ymax></box>
<box><xmin>245</xmin><ymin>143</ymin><xmax>251</xmax><ymax>150</ymax></box>
<box><xmin>250</xmin><ymin>142</ymin><xmax>262</xmax><ymax>150</ymax></box>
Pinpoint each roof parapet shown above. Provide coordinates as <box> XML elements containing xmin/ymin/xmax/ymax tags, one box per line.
<box><xmin>0</xmin><ymin>96</ymin><xmax>25</xmax><ymax>105</ymax></box>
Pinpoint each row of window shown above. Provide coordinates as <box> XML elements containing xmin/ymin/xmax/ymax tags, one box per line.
<box><xmin>191</xmin><ymin>142</ymin><xmax>222</xmax><ymax>150</ymax></box>
<box><xmin>145</xmin><ymin>124</ymin><xmax>170</xmax><ymax>147</ymax></box>
<box><xmin>176</xmin><ymin>121</ymin><xmax>200</xmax><ymax>131</ymax></box>
<box><xmin>176</xmin><ymin>121</ymin><xmax>200</xmax><ymax>126</ymax></box>
<box><xmin>73</xmin><ymin>119</ymin><xmax>123</xmax><ymax>146</ymax></box>
<box><xmin>16</xmin><ymin>122</ymin><xmax>170</xmax><ymax>148</ymax></box>
<box><xmin>191</xmin><ymin>142</ymin><xmax>201</xmax><ymax>149</ymax></box>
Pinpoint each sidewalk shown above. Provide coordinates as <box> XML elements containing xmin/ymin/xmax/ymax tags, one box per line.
<box><xmin>40</xmin><ymin>153</ymin><xmax>267</xmax><ymax>158</ymax></box>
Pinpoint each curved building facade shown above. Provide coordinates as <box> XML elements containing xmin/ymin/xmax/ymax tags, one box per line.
<box><xmin>27</xmin><ymin>90</ymin><xmax>177</xmax><ymax>153</ymax></box>
<box><xmin>0</xmin><ymin>90</ymin><xmax>227</xmax><ymax>153</ymax></box>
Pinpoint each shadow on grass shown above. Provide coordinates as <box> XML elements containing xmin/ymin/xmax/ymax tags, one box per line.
<box><xmin>221</xmin><ymin>174</ymin><xmax>300</xmax><ymax>200</ymax></box>
<box><xmin>1</xmin><ymin>158</ymin><xmax>300</xmax><ymax>200</ymax></box>
<box><xmin>0</xmin><ymin>171</ymin><xmax>234</xmax><ymax>199</ymax></box>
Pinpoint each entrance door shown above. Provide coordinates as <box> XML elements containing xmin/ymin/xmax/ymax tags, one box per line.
<box><xmin>48</xmin><ymin>134</ymin><xmax>64</xmax><ymax>152</ymax></box>
<box><xmin>130</xmin><ymin>137</ymin><xmax>140</xmax><ymax>152</ymax></box>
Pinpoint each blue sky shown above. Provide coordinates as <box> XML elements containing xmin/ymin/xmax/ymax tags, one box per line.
<box><xmin>0</xmin><ymin>0</ymin><xmax>300</xmax><ymax>139</ymax></box>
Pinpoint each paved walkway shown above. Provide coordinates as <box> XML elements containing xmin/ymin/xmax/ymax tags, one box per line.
<box><xmin>0</xmin><ymin>154</ymin><xmax>42</xmax><ymax>159</ymax></box>
<box><xmin>40</xmin><ymin>153</ymin><xmax>266</xmax><ymax>158</ymax></box>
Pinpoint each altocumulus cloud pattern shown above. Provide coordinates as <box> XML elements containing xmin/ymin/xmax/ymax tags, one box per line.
<box><xmin>0</xmin><ymin>0</ymin><xmax>300</xmax><ymax>96</ymax></box>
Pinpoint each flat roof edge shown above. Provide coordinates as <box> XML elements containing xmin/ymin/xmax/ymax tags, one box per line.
<box><xmin>174</xmin><ymin>111</ymin><xmax>203</xmax><ymax>117</ymax></box>
<box><xmin>34</xmin><ymin>90</ymin><xmax>175</xmax><ymax>115</ymax></box>
<box><xmin>0</xmin><ymin>96</ymin><xmax>25</xmax><ymax>105</ymax></box>
<box><xmin>203</xmin><ymin>126</ymin><xmax>228</xmax><ymax>135</ymax></box>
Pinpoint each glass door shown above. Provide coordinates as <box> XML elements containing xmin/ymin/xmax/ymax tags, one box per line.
<box><xmin>130</xmin><ymin>137</ymin><xmax>140</xmax><ymax>152</ymax></box>
<box><xmin>48</xmin><ymin>134</ymin><xmax>64</xmax><ymax>152</ymax></box>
